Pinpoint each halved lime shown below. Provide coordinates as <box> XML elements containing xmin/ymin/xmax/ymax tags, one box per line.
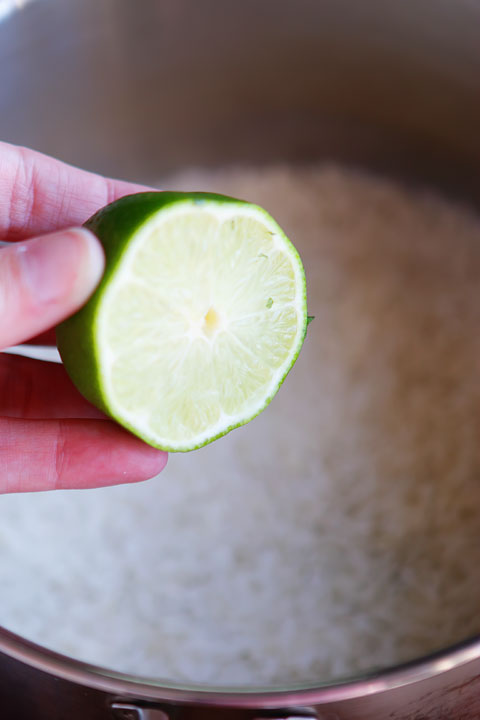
<box><xmin>57</xmin><ymin>192</ymin><xmax>308</xmax><ymax>452</ymax></box>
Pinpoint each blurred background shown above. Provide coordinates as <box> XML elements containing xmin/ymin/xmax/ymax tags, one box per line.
<box><xmin>1</xmin><ymin>0</ymin><xmax>479</xmax><ymax>198</ymax></box>
<box><xmin>1</xmin><ymin>0</ymin><xmax>480</xmax><ymax>694</ymax></box>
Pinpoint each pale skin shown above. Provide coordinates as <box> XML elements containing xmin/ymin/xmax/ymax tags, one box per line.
<box><xmin>0</xmin><ymin>141</ymin><xmax>168</xmax><ymax>492</ymax></box>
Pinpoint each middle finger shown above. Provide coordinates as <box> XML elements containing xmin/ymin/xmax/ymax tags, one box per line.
<box><xmin>0</xmin><ymin>353</ymin><xmax>105</xmax><ymax>419</ymax></box>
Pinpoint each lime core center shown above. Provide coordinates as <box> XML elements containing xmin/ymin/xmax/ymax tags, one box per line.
<box><xmin>203</xmin><ymin>307</ymin><xmax>221</xmax><ymax>338</ymax></box>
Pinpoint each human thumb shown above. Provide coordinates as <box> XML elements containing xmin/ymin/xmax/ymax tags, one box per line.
<box><xmin>0</xmin><ymin>228</ymin><xmax>104</xmax><ymax>350</ymax></box>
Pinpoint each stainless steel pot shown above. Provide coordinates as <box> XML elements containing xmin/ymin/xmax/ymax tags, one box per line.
<box><xmin>1</xmin><ymin>1</ymin><xmax>480</xmax><ymax>718</ymax></box>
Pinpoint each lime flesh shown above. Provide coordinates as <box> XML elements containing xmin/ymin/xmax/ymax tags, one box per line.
<box><xmin>57</xmin><ymin>192</ymin><xmax>308</xmax><ymax>451</ymax></box>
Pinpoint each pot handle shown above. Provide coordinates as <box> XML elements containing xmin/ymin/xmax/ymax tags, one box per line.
<box><xmin>112</xmin><ymin>704</ymin><xmax>168</xmax><ymax>720</ymax></box>
<box><xmin>111</xmin><ymin>702</ymin><xmax>318</xmax><ymax>720</ymax></box>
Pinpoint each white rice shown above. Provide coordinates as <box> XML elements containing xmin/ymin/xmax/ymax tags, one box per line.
<box><xmin>1</xmin><ymin>164</ymin><xmax>480</xmax><ymax>686</ymax></box>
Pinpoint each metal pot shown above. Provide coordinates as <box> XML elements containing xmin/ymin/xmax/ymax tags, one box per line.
<box><xmin>1</xmin><ymin>1</ymin><xmax>480</xmax><ymax>718</ymax></box>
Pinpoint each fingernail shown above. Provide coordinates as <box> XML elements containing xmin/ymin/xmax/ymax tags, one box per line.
<box><xmin>17</xmin><ymin>228</ymin><xmax>105</xmax><ymax>305</ymax></box>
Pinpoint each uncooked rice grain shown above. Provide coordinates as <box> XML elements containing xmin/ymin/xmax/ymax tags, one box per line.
<box><xmin>1</xmin><ymin>164</ymin><xmax>480</xmax><ymax>686</ymax></box>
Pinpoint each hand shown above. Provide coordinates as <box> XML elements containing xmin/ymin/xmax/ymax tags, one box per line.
<box><xmin>0</xmin><ymin>141</ymin><xmax>167</xmax><ymax>493</ymax></box>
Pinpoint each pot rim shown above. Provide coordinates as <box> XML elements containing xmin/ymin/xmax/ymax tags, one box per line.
<box><xmin>0</xmin><ymin>626</ymin><xmax>479</xmax><ymax>707</ymax></box>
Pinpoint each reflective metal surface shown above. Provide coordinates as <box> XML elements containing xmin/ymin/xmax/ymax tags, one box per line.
<box><xmin>1</xmin><ymin>0</ymin><xmax>480</xmax><ymax>718</ymax></box>
<box><xmin>1</xmin><ymin>624</ymin><xmax>480</xmax><ymax>719</ymax></box>
<box><xmin>1</xmin><ymin>0</ymin><xmax>480</xmax><ymax>201</ymax></box>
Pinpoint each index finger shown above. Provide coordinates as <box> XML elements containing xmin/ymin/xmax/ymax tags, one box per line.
<box><xmin>0</xmin><ymin>141</ymin><xmax>151</xmax><ymax>242</ymax></box>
